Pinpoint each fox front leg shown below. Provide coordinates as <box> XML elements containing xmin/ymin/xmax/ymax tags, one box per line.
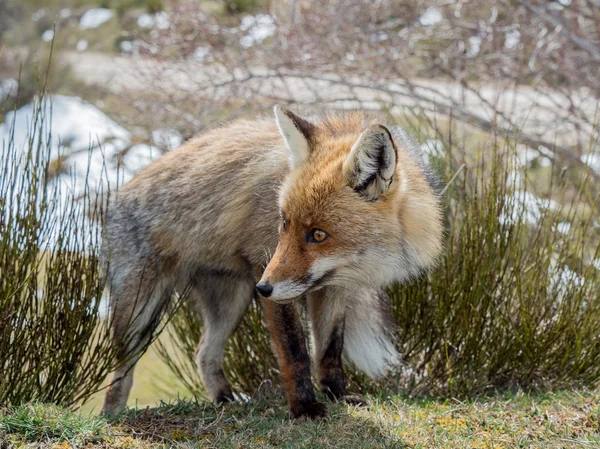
<box><xmin>261</xmin><ymin>298</ymin><xmax>328</xmax><ymax>420</ymax></box>
<box><xmin>308</xmin><ymin>287</ymin><xmax>367</xmax><ymax>406</ymax></box>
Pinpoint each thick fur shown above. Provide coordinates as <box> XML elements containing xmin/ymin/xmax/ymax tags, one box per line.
<box><xmin>101</xmin><ymin>109</ymin><xmax>443</xmax><ymax>419</ymax></box>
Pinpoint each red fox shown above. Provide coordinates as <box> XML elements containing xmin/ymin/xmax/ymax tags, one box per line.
<box><xmin>101</xmin><ymin>107</ymin><xmax>443</xmax><ymax>419</ymax></box>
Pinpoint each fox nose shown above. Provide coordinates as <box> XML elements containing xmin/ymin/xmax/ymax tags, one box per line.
<box><xmin>256</xmin><ymin>282</ymin><xmax>273</xmax><ymax>298</ymax></box>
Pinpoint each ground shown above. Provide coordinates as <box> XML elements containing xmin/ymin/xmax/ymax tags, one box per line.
<box><xmin>2</xmin><ymin>391</ymin><xmax>599</xmax><ymax>448</ymax></box>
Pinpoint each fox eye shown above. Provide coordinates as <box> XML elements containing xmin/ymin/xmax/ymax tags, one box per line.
<box><xmin>280</xmin><ymin>218</ymin><xmax>288</xmax><ymax>233</ymax></box>
<box><xmin>308</xmin><ymin>228</ymin><xmax>329</xmax><ymax>243</ymax></box>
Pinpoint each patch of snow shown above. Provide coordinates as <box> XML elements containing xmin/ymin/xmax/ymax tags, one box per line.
<box><xmin>592</xmin><ymin>259</ymin><xmax>600</xmax><ymax>271</ymax></box>
<box><xmin>193</xmin><ymin>46</ymin><xmax>210</xmax><ymax>61</ymax></box>
<box><xmin>507</xmin><ymin>169</ymin><xmax>524</xmax><ymax>189</ymax></box>
<box><xmin>516</xmin><ymin>145</ymin><xmax>539</xmax><ymax>166</ymax></box>
<box><xmin>345</xmin><ymin>52</ymin><xmax>355</xmax><ymax>61</ymax></box>
<box><xmin>419</xmin><ymin>7</ymin><xmax>443</xmax><ymax>26</ymax></box>
<box><xmin>420</xmin><ymin>139</ymin><xmax>444</xmax><ymax>159</ymax></box>
<box><xmin>581</xmin><ymin>152</ymin><xmax>600</xmax><ymax>175</ymax></box>
<box><xmin>76</xmin><ymin>39</ymin><xmax>88</xmax><ymax>52</ymax></box>
<box><xmin>548</xmin><ymin>265</ymin><xmax>585</xmax><ymax>299</ymax></box>
<box><xmin>0</xmin><ymin>95</ymin><xmax>130</xmax><ymax>189</ymax></box>
<box><xmin>558</xmin><ymin>0</ymin><xmax>572</xmax><ymax>5</ymax></box>
<box><xmin>152</xmin><ymin>128</ymin><xmax>182</xmax><ymax>150</ymax></box>
<box><xmin>79</xmin><ymin>8</ymin><xmax>113</xmax><ymax>30</ymax></box>
<box><xmin>42</xmin><ymin>29</ymin><xmax>54</xmax><ymax>42</ymax></box>
<box><xmin>120</xmin><ymin>41</ymin><xmax>133</xmax><ymax>53</ymax></box>
<box><xmin>137</xmin><ymin>12</ymin><xmax>154</xmax><ymax>28</ymax></box>
<box><xmin>239</xmin><ymin>14</ymin><xmax>276</xmax><ymax>48</ymax></box>
<box><xmin>505</xmin><ymin>29</ymin><xmax>520</xmax><ymax>50</ymax></box>
<box><xmin>467</xmin><ymin>36</ymin><xmax>481</xmax><ymax>57</ymax></box>
<box><xmin>239</xmin><ymin>35</ymin><xmax>254</xmax><ymax>48</ymax></box>
<box><xmin>155</xmin><ymin>11</ymin><xmax>170</xmax><ymax>30</ymax></box>
<box><xmin>538</xmin><ymin>157</ymin><xmax>552</xmax><ymax>168</ymax></box>
<box><xmin>498</xmin><ymin>191</ymin><xmax>559</xmax><ymax>226</ymax></box>
<box><xmin>59</xmin><ymin>8</ymin><xmax>72</xmax><ymax>19</ymax></box>
<box><xmin>556</xmin><ymin>222</ymin><xmax>571</xmax><ymax>234</ymax></box>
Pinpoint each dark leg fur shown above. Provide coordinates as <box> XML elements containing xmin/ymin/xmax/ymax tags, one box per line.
<box><xmin>261</xmin><ymin>298</ymin><xmax>328</xmax><ymax>420</ymax></box>
<box><xmin>308</xmin><ymin>288</ymin><xmax>367</xmax><ymax>407</ymax></box>
<box><xmin>319</xmin><ymin>319</ymin><xmax>346</xmax><ymax>400</ymax></box>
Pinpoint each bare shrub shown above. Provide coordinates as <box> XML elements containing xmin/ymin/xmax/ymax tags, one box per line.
<box><xmin>0</xmin><ymin>89</ymin><xmax>117</xmax><ymax>407</ymax></box>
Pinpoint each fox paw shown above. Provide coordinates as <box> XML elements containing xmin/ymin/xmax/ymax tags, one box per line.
<box><xmin>291</xmin><ymin>401</ymin><xmax>329</xmax><ymax>420</ymax></box>
<box><xmin>343</xmin><ymin>394</ymin><xmax>367</xmax><ymax>407</ymax></box>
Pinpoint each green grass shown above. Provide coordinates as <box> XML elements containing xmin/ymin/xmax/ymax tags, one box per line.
<box><xmin>0</xmin><ymin>403</ymin><xmax>108</xmax><ymax>446</ymax></box>
<box><xmin>3</xmin><ymin>391</ymin><xmax>600</xmax><ymax>448</ymax></box>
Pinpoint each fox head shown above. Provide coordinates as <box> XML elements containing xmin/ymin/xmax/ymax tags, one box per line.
<box><xmin>256</xmin><ymin>106</ymin><xmax>443</xmax><ymax>302</ymax></box>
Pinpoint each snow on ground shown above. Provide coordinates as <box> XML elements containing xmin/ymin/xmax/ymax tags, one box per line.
<box><xmin>76</xmin><ymin>39</ymin><xmax>88</xmax><ymax>52</ymax></box>
<box><xmin>467</xmin><ymin>36</ymin><xmax>482</xmax><ymax>58</ymax></box>
<box><xmin>120</xmin><ymin>41</ymin><xmax>133</xmax><ymax>53</ymax></box>
<box><xmin>1</xmin><ymin>95</ymin><xmax>129</xmax><ymax>164</ymax></box>
<box><xmin>418</xmin><ymin>7</ymin><xmax>443</xmax><ymax>26</ymax></box>
<box><xmin>0</xmin><ymin>95</ymin><xmax>159</xmax><ymax>228</ymax></box>
<box><xmin>137</xmin><ymin>13</ymin><xmax>154</xmax><ymax>29</ymax></box>
<box><xmin>155</xmin><ymin>11</ymin><xmax>170</xmax><ymax>30</ymax></box>
<box><xmin>42</xmin><ymin>29</ymin><xmax>54</xmax><ymax>42</ymax></box>
<box><xmin>193</xmin><ymin>46</ymin><xmax>210</xmax><ymax>61</ymax></box>
<box><xmin>79</xmin><ymin>8</ymin><xmax>113</xmax><ymax>30</ymax></box>
<box><xmin>239</xmin><ymin>14</ymin><xmax>276</xmax><ymax>48</ymax></box>
<box><xmin>556</xmin><ymin>222</ymin><xmax>571</xmax><ymax>234</ymax></box>
<box><xmin>548</xmin><ymin>264</ymin><xmax>586</xmax><ymax>299</ymax></box>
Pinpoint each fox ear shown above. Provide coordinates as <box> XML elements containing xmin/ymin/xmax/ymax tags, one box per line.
<box><xmin>343</xmin><ymin>124</ymin><xmax>397</xmax><ymax>201</ymax></box>
<box><xmin>274</xmin><ymin>105</ymin><xmax>315</xmax><ymax>168</ymax></box>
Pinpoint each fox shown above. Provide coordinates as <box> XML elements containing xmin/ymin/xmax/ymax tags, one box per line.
<box><xmin>101</xmin><ymin>106</ymin><xmax>444</xmax><ymax>420</ymax></box>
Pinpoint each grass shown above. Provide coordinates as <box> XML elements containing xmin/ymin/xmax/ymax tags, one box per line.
<box><xmin>2</xmin><ymin>391</ymin><xmax>600</xmax><ymax>448</ymax></box>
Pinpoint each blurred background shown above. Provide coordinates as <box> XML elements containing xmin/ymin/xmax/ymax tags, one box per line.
<box><xmin>2</xmin><ymin>0</ymin><xmax>599</xmax><ymax>181</ymax></box>
<box><xmin>1</xmin><ymin>0</ymin><xmax>599</xmax><ymax>412</ymax></box>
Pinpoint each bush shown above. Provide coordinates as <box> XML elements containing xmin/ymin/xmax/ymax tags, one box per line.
<box><xmin>0</xmin><ymin>90</ymin><xmax>116</xmax><ymax>407</ymax></box>
<box><xmin>156</xmin><ymin>123</ymin><xmax>600</xmax><ymax>398</ymax></box>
